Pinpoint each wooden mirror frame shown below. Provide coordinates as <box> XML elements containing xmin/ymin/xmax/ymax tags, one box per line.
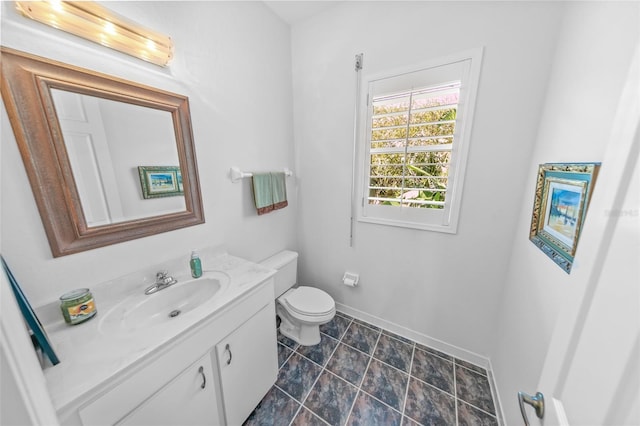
<box><xmin>1</xmin><ymin>47</ymin><xmax>205</xmax><ymax>257</ymax></box>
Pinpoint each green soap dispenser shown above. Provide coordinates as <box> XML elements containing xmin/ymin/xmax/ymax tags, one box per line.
<box><xmin>190</xmin><ymin>250</ymin><xmax>202</xmax><ymax>278</ymax></box>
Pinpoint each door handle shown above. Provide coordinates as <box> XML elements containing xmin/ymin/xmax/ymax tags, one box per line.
<box><xmin>225</xmin><ymin>343</ymin><xmax>232</xmax><ymax>365</ymax></box>
<box><xmin>518</xmin><ymin>391</ymin><xmax>544</xmax><ymax>426</ymax></box>
<box><xmin>198</xmin><ymin>365</ymin><xmax>206</xmax><ymax>389</ymax></box>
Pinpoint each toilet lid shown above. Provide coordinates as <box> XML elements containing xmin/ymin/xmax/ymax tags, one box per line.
<box><xmin>285</xmin><ymin>286</ymin><xmax>334</xmax><ymax>317</ymax></box>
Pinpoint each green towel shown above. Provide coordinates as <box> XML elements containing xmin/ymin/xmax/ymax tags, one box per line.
<box><xmin>252</xmin><ymin>172</ymin><xmax>288</xmax><ymax>215</ymax></box>
<box><xmin>271</xmin><ymin>172</ymin><xmax>288</xmax><ymax>211</ymax></box>
<box><xmin>252</xmin><ymin>173</ymin><xmax>274</xmax><ymax>215</ymax></box>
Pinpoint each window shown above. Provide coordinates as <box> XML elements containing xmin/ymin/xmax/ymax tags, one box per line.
<box><xmin>358</xmin><ymin>49</ymin><xmax>482</xmax><ymax>233</ymax></box>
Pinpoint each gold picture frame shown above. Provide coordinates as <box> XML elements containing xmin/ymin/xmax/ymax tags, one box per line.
<box><xmin>529</xmin><ymin>163</ymin><xmax>600</xmax><ymax>273</ymax></box>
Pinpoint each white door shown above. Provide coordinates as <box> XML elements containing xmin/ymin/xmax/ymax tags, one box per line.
<box><xmin>520</xmin><ymin>50</ymin><xmax>640</xmax><ymax>426</ymax></box>
<box><xmin>51</xmin><ymin>89</ymin><xmax>124</xmax><ymax>226</ymax></box>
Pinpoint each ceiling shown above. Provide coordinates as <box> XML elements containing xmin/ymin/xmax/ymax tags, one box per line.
<box><xmin>263</xmin><ymin>1</ymin><xmax>344</xmax><ymax>25</ymax></box>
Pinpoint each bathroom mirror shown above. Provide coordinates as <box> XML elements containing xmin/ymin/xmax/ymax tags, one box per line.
<box><xmin>1</xmin><ymin>47</ymin><xmax>205</xmax><ymax>257</ymax></box>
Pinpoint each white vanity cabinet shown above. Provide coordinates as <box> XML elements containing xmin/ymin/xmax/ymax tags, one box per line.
<box><xmin>61</xmin><ymin>278</ymin><xmax>278</xmax><ymax>426</ymax></box>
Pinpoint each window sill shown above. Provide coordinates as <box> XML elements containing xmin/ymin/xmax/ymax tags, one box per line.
<box><xmin>358</xmin><ymin>216</ymin><xmax>458</xmax><ymax>234</ymax></box>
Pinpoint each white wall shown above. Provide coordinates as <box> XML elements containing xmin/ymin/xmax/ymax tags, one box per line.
<box><xmin>291</xmin><ymin>1</ymin><xmax>564</xmax><ymax>357</ymax></box>
<box><xmin>490</xmin><ymin>2</ymin><xmax>639</xmax><ymax>424</ymax></box>
<box><xmin>1</xmin><ymin>1</ymin><xmax>296</xmax><ymax>306</ymax></box>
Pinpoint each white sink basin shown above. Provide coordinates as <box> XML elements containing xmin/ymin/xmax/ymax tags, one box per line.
<box><xmin>99</xmin><ymin>272</ymin><xmax>229</xmax><ymax>335</ymax></box>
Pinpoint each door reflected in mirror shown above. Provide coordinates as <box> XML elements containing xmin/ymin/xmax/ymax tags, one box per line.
<box><xmin>50</xmin><ymin>89</ymin><xmax>186</xmax><ymax>227</ymax></box>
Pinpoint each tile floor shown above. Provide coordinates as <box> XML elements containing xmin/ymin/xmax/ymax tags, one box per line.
<box><xmin>244</xmin><ymin>312</ymin><xmax>499</xmax><ymax>426</ymax></box>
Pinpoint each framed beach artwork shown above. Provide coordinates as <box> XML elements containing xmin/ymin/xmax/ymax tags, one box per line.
<box><xmin>138</xmin><ymin>166</ymin><xmax>184</xmax><ymax>199</ymax></box>
<box><xmin>529</xmin><ymin>163</ymin><xmax>601</xmax><ymax>273</ymax></box>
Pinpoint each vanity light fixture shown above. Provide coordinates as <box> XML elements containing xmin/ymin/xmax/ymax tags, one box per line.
<box><xmin>15</xmin><ymin>1</ymin><xmax>174</xmax><ymax>67</ymax></box>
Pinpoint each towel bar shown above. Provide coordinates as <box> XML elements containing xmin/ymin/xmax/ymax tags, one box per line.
<box><xmin>230</xmin><ymin>167</ymin><xmax>293</xmax><ymax>183</ymax></box>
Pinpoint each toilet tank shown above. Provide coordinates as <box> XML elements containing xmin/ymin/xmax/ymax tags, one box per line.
<box><xmin>260</xmin><ymin>250</ymin><xmax>298</xmax><ymax>298</ymax></box>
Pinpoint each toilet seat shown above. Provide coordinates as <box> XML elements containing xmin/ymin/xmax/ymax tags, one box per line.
<box><xmin>283</xmin><ymin>286</ymin><xmax>335</xmax><ymax>317</ymax></box>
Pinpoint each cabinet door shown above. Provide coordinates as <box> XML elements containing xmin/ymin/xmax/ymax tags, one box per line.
<box><xmin>117</xmin><ymin>352</ymin><xmax>219</xmax><ymax>426</ymax></box>
<box><xmin>216</xmin><ymin>303</ymin><xmax>278</xmax><ymax>426</ymax></box>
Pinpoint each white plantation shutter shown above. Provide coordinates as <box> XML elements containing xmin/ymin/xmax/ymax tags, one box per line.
<box><xmin>368</xmin><ymin>83</ymin><xmax>459</xmax><ymax>208</ymax></box>
<box><xmin>359</xmin><ymin>50</ymin><xmax>482</xmax><ymax>233</ymax></box>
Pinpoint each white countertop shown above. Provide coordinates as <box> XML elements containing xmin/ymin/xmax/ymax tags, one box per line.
<box><xmin>39</xmin><ymin>250</ymin><xmax>275</xmax><ymax>413</ymax></box>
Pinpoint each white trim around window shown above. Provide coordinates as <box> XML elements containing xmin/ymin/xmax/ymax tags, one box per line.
<box><xmin>357</xmin><ymin>48</ymin><xmax>483</xmax><ymax>233</ymax></box>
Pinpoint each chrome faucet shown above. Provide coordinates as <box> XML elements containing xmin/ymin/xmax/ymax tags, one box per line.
<box><xmin>144</xmin><ymin>271</ymin><xmax>178</xmax><ymax>295</ymax></box>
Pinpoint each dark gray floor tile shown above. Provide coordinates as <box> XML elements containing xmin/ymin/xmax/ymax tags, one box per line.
<box><xmin>243</xmin><ymin>386</ymin><xmax>300</xmax><ymax>426</ymax></box>
<box><xmin>320</xmin><ymin>315</ymin><xmax>352</xmax><ymax>340</ymax></box>
<box><xmin>305</xmin><ymin>371</ymin><xmax>358</xmax><ymax>426</ymax></box>
<box><xmin>267</xmin><ymin>315</ymin><xmax>500</xmax><ymax>426</ymax></box>
<box><xmin>457</xmin><ymin>400</ymin><xmax>499</xmax><ymax>426</ymax></box>
<box><xmin>346</xmin><ymin>391</ymin><xmax>402</xmax><ymax>426</ymax></box>
<box><xmin>278</xmin><ymin>330</ymin><xmax>299</xmax><ymax>350</ymax></box>
<box><xmin>455</xmin><ymin>365</ymin><xmax>496</xmax><ymax>415</ymax></box>
<box><xmin>292</xmin><ymin>407</ymin><xmax>330</xmax><ymax>426</ymax></box>
<box><xmin>353</xmin><ymin>318</ymin><xmax>381</xmax><ymax>331</ymax></box>
<box><xmin>456</xmin><ymin>359</ymin><xmax>488</xmax><ymax>376</ymax></box>
<box><xmin>361</xmin><ymin>359</ymin><xmax>408</xmax><ymax>411</ymax></box>
<box><xmin>297</xmin><ymin>333</ymin><xmax>339</xmax><ymax>367</ymax></box>
<box><xmin>401</xmin><ymin>415</ymin><xmax>422</xmax><ymax>426</ymax></box>
<box><xmin>411</xmin><ymin>347</ymin><xmax>455</xmax><ymax>394</ymax></box>
<box><xmin>342</xmin><ymin>322</ymin><xmax>380</xmax><ymax>355</ymax></box>
<box><xmin>382</xmin><ymin>329</ymin><xmax>414</xmax><ymax>345</ymax></box>
<box><xmin>276</xmin><ymin>352</ymin><xmax>323</xmax><ymax>402</ymax></box>
<box><xmin>326</xmin><ymin>343</ymin><xmax>370</xmax><ymax>387</ymax></box>
<box><xmin>278</xmin><ymin>342</ymin><xmax>293</xmax><ymax>368</ymax></box>
<box><xmin>374</xmin><ymin>334</ymin><xmax>413</xmax><ymax>373</ymax></box>
<box><xmin>415</xmin><ymin>343</ymin><xmax>453</xmax><ymax>361</ymax></box>
<box><xmin>404</xmin><ymin>378</ymin><xmax>456</xmax><ymax>426</ymax></box>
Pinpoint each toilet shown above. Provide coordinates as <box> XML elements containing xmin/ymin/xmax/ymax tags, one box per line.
<box><xmin>260</xmin><ymin>250</ymin><xmax>335</xmax><ymax>346</ymax></box>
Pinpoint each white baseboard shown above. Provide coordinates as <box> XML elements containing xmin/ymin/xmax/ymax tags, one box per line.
<box><xmin>486</xmin><ymin>358</ymin><xmax>507</xmax><ymax>426</ymax></box>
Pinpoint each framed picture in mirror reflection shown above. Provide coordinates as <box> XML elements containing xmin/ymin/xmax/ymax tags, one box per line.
<box><xmin>138</xmin><ymin>166</ymin><xmax>184</xmax><ymax>199</ymax></box>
